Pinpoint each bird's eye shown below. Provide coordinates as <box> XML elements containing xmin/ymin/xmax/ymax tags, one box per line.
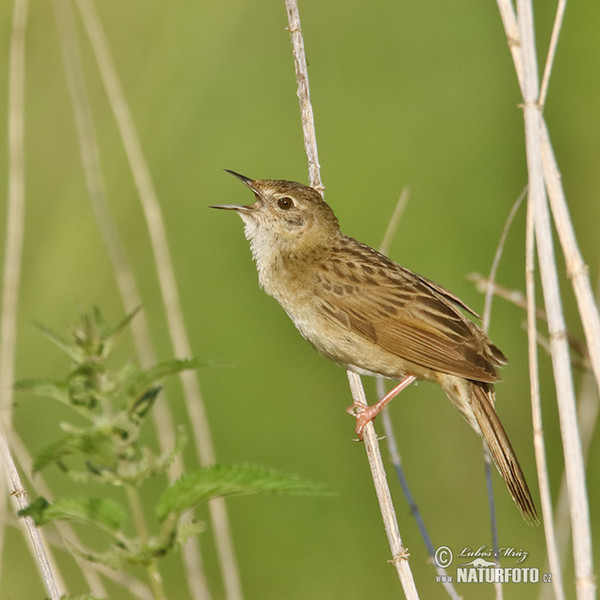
<box><xmin>277</xmin><ymin>196</ymin><xmax>294</xmax><ymax>210</ymax></box>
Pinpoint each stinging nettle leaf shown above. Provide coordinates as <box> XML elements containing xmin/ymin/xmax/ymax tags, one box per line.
<box><xmin>33</xmin><ymin>321</ymin><xmax>82</xmax><ymax>361</ymax></box>
<box><xmin>14</xmin><ymin>378</ymin><xmax>70</xmax><ymax>405</ymax></box>
<box><xmin>126</xmin><ymin>358</ymin><xmax>205</xmax><ymax>399</ymax></box>
<box><xmin>156</xmin><ymin>464</ymin><xmax>329</xmax><ymax>521</ymax></box>
<box><xmin>20</xmin><ymin>496</ymin><xmax>127</xmax><ymax>531</ymax></box>
<box><xmin>33</xmin><ymin>430</ymin><xmax>114</xmax><ymax>473</ymax></box>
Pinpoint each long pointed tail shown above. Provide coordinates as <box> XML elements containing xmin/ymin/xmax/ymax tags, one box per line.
<box><xmin>442</xmin><ymin>376</ymin><xmax>538</xmax><ymax>524</ymax></box>
<box><xmin>468</xmin><ymin>381</ymin><xmax>538</xmax><ymax>524</ymax></box>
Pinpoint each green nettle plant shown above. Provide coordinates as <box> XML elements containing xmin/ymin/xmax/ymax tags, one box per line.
<box><xmin>17</xmin><ymin>309</ymin><xmax>324</xmax><ymax>600</ymax></box>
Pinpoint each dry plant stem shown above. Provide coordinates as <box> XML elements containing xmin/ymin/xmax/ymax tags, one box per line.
<box><xmin>0</xmin><ymin>1</ymin><xmax>60</xmax><ymax>595</ymax></box>
<box><xmin>540</xmin><ymin>370</ymin><xmax>600</xmax><ymax>600</ymax></box>
<box><xmin>480</xmin><ymin>189</ymin><xmax>526</xmax><ymax>587</ymax></box>
<box><xmin>0</xmin><ymin>3</ymin><xmax>29</xmax><ymax>587</ymax></box>
<box><xmin>469</xmin><ymin>275</ymin><xmax>590</xmax><ymax>365</ymax></box>
<box><xmin>377</xmin><ymin>193</ymin><xmax>459</xmax><ymax>599</ymax></box>
<box><xmin>498</xmin><ymin>0</ymin><xmax>600</xmax><ymax>396</ymax></box>
<box><xmin>0</xmin><ymin>427</ymin><xmax>61</xmax><ymax>600</ymax></box>
<box><xmin>75</xmin><ymin>2</ymin><xmax>241</xmax><ymax>598</ymax></box>
<box><xmin>517</xmin><ymin>0</ymin><xmax>594</xmax><ymax>596</ymax></box>
<box><xmin>540</xmin><ymin>119</ymin><xmax>600</xmax><ymax>390</ymax></box>
<box><xmin>525</xmin><ymin>204</ymin><xmax>566</xmax><ymax>600</ymax></box>
<box><xmin>538</xmin><ymin>0</ymin><xmax>567</xmax><ymax>109</ymax></box>
<box><xmin>284</xmin><ymin>0</ymin><xmax>323</xmax><ymax>192</ymax></box>
<box><xmin>52</xmin><ymin>3</ymin><xmax>211</xmax><ymax>598</ymax></box>
<box><xmin>284</xmin><ymin>2</ymin><xmax>418</xmax><ymax>595</ymax></box>
<box><xmin>482</xmin><ymin>188</ymin><xmax>527</xmax><ymax>330</ymax></box>
<box><xmin>347</xmin><ymin>373</ymin><xmax>419</xmax><ymax>600</ymax></box>
<box><xmin>9</xmin><ymin>430</ymin><xmax>109</xmax><ymax>597</ymax></box>
<box><xmin>377</xmin><ymin>381</ymin><xmax>460</xmax><ymax>600</ymax></box>
<box><xmin>377</xmin><ymin>188</ymin><xmax>411</xmax><ymax>256</ymax></box>
<box><xmin>125</xmin><ymin>485</ymin><xmax>165</xmax><ymax>600</ymax></box>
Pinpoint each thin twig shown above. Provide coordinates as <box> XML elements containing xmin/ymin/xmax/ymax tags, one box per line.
<box><xmin>53</xmin><ymin>3</ymin><xmax>212</xmax><ymax>598</ymax></box>
<box><xmin>540</xmin><ymin>118</ymin><xmax>600</xmax><ymax>393</ymax></box>
<box><xmin>470</xmin><ymin>275</ymin><xmax>590</xmax><ymax>366</ymax></box>
<box><xmin>378</xmin><ymin>188</ymin><xmax>411</xmax><ymax>255</ymax></box>
<box><xmin>497</xmin><ymin>0</ymin><xmax>600</xmax><ymax>397</ymax></box>
<box><xmin>284</xmin><ymin>1</ymin><xmax>418</xmax><ymax>596</ymax></box>
<box><xmin>479</xmin><ymin>187</ymin><xmax>526</xmax><ymax>592</ymax></box>
<box><xmin>284</xmin><ymin>0</ymin><xmax>323</xmax><ymax>192</ymax></box>
<box><xmin>0</xmin><ymin>1</ymin><xmax>59</xmax><ymax>596</ymax></box>
<box><xmin>74</xmin><ymin>2</ymin><xmax>242</xmax><ymax>598</ymax></box>
<box><xmin>525</xmin><ymin>202</ymin><xmax>566</xmax><ymax>600</ymax></box>
<box><xmin>540</xmin><ymin>367</ymin><xmax>599</xmax><ymax>600</ymax></box>
<box><xmin>9</xmin><ymin>430</ymin><xmax>109</xmax><ymax>597</ymax></box>
<box><xmin>377</xmin><ymin>193</ymin><xmax>458</xmax><ymax>597</ymax></box>
<box><xmin>347</xmin><ymin>373</ymin><xmax>418</xmax><ymax>600</ymax></box>
<box><xmin>0</xmin><ymin>427</ymin><xmax>62</xmax><ymax>600</ymax></box>
<box><xmin>481</xmin><ymin>187</ymin><xmax>527</xmax><ymax>330</ymax></box>
<box><xmin>378</xmin><ymin>381</ymin><xmax>460</xmax><ymax>600</ymax></box>
<box><xmin>538</xmin><ymin>0</ymin><xmax>567</xmax><ymax>109</ymax></box>
<box><xmin>516</xmin><ymin>1</ymin><xmax>594</xmax><ymax>597</ymax></box>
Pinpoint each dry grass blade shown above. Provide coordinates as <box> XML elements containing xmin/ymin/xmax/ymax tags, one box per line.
<box><xmin>525</xmin><ymin>203</ymin><xmax>566</xmax><ymax>600</ymax></box>
<box><xmin>496</xmin><ymin>0</ymin><xmax>596</xmax><ymax>596</ymax></box>
<box><xmin>0</xmin><ymin>1</ymin><xmax>62</xmax><ymax>598</ymax></box>
<box><xmin>0</xmin><ymin>428</ymin><xmax>62</xmax><ymax>599</ymax></box>
<box><xmin>284</xmin><ymin>0</ymin><xmax>322</xmax><ymax>191</ymax></box>
<box><xmin>74</xmin><ymin>1</ymin><xmax>243</xmax><ymax>598</ymax></box>
<box><xmin>347</xmin><ymin>373</ymin><xmax>419</xmax><ymax>599</ymax></box>
<box><xmin>284</xmin><ymin>1</ymin><xmax>419</xmax><ymax>595</ymax></box>
<box><xmin>539</xmin><ymin>0</ymin><xmax>567</xmax><ymax>108</ymax></box>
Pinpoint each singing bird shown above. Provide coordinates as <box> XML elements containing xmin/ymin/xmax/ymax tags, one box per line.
<box><xmin>212</xmin><ymin>171</ymin><xmax>537</xmax><ymax>523</ymax></box>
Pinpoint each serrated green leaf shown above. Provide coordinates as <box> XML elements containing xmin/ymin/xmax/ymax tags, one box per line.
<box><xmin>20</xmin><ymin>496</ymin><xmax>126</xmax><ymax>531</ymax></box>
<box><xmin>33</xmin><ymin>430</ymin><xmax>114</xmax><ymax>473</ymax></box>
<box><xmin>34</xmin><ymin>321</ymin><xmax>81</xmax><ymax>361</ymax></box>
<box><xmin>156</xmin><ymin>464</ymin><xmax>328</xmax><ymax>521</ymax></box>
<box><xmin>99</xmin><ymin>306</ymin><xmax>141</xmax><ymax>357</ymax></box>
<box><xmin>104</xmin><ymin>306</ymin><xmax>141</xmax><ymax>340</ymax></box>
<box><xmin>126</xmin><ymin>358</ymin><xmax>204</xmax><ymax>400</ymax></box>
<box><xmin>14</xmin><ymin>378</ymin><xmax>70</xmax><ymax>405</ymax></box>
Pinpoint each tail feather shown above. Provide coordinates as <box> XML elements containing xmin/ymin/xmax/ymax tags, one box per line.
<box><xmin>441</xmin><ymin>376</ymin><xmax>538</xmax><ymax>524</ymax></box>
<box><xmin>469</xmin><ymin>381</ymin><xmax>538</xmax><ymax>524</ymax></box>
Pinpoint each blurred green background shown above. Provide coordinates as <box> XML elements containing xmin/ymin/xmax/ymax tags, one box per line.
<box><xmin>1</xmin><ymin>1</ymin><xmax>599</xmax><ymax>598</ymax></box>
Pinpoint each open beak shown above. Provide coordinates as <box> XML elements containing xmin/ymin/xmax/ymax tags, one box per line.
<box><xmin>210</xmin><ymin>170</ymin><xmax>260</xmax><ymax>212</ymax></box>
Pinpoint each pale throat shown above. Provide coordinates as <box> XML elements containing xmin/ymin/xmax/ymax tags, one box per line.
<box><xmin>240</xmin><ymin>216</ymin><xmax>286</xmax><ymax>292</ymax></box>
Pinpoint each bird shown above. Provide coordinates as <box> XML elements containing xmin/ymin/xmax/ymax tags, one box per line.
<box><xmin>211</xmin><ymin>170</ymin><xmax>538</xmax><ymax>523</ymax></box>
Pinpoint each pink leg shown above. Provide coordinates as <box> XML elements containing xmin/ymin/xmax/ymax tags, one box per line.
<box><xmin>348</xmin><ymin>375</ymin><xmax>417</xmax><ymax>438</ymax></box>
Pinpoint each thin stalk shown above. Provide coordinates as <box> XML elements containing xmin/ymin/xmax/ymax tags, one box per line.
<box><xmin>0</xmin><ymin>427</ymin><xmax>62</xmax><ymax>600</ymax></box>
<box><xmin>9</xmin><ymin>429</ymin><xmax>109</xmax><ymax>596</ymax></box>
<box><xmin>479</xmin><ymin>187</ymin><xmax>526</xmax><ymax>592</ymax></box>
<box><xmin>481</xmin><ymin>188</ymin><xmax>527</xmax><ymax>330</ymax></box>
<box><xmin>517</xmin><ymin>1</ymin><xmax>594</xmax><ymax>597</ymax></box>
<box><xmin>538</xmin><ymin>0</ymin><xmax>567</xmax><ymax>109</ymax></box>
<box><xmin>526</xmin><ymin>202</ymin><xmax>566</xmax><ymax>600</ymax></box>
<box><xmin>0</xmin><ymin>1</ymin><xmax>60</xmax><ymax>597</ymax></box>
<box><xmin>378</xmin><ymin>188</ymin><xmax>411</xmax><ymax>256</ymax></box>
<box><xmin>378</xmin><ymin>381</ymin><xmax>460</xmax><ymax>600</ymax></box>
<box><xmin>284</xmin><ymin>2</ymin><xmax>418</xmax><ymax>595</ymax></box>
<box><xmin>376</xmin><ymin>194</ymin><xmax>459</xmax><ymax>600</ymax></box>
<box><xmin>51</xmin><ymin>3</ymin><xmax>211</xmax><ymax>597</ymax></box>
<box><xmin>125</xmin><ymin>485</ymin><xmax>165</xmax><ymax>600</ymax></box>
<box><xmin>74</xmin><ymin>2</ymin><xmax>241</xmax><ymax>598</ymax></box>
<box><xmin>347</xmin><ymin>373</ymin><xmax>419</xmax><ymax>599</ymax></box>
<box><xmin>540</xmin><ymin>119</ymin><xmax>600</xmax><ymax>395</ymax></box>
<box><xmin>284</xmin><ymin>0</ymin><xmax>323</xmax><ymax>192</ymax></box>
